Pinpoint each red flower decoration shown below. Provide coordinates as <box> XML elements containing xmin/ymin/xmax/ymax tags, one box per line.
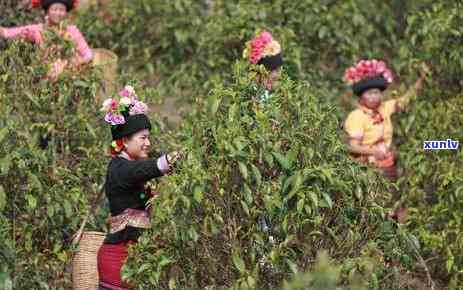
<box><xmin>110</xmin><ymin>99</ymin><xmax>119</xmax><ymax>110</ymax></box>
<box><xmin>115</xmin><ymin>139</ymin><xmax>124</xmax><ymax>149</ymax></box>
<box><xmin>31</xmin><ymin>0</ymin><xmax>42</xmax><ymax>8</ymax></box>
<box><xmin>109</xmin><ymin>139</ymin><xmax>125</xmax><ymax>156</ymax></box>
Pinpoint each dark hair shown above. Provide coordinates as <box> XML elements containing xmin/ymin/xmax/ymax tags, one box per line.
<box><xmin>43</xmin><ymin>0</ymin><xmax>74</xmax><ymax>12</ymax></box>
<box><xmin>352</xmin><ymin>76</ymin><xmax>388</xmax><ymax>96</ymax></box>
<box><xmin>258</xmin><ymin>53</ymin><xmax>283</xmax><ymax>71</ymax></box>
<box><xmin>110</xmin><ymin>114</ymin><xmax>152</xmax><ymax>140</ymax></box>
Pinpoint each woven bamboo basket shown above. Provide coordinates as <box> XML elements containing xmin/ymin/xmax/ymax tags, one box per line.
<box><xmin>72</xmin><ymin>231</ymin><xmax>106</xmax><ymax>290</ymax></box>
<box><xmin>92</xmin><ymin>48</ymin><xmax>118</xmax><ymax>103</ymax></box>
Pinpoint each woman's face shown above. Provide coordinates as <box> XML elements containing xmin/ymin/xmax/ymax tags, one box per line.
<box><xmin>47</xmin><ymin>3</ymin><xmax>68</xmax><ymax>25</ymax></box>
<box><xmin>361</xmin><ymin>88</ymin><xmax>382</xmax><ymax>109</ymax></box>
<box><xmin>265</xmin><ymin>68</ymin><xmax>281</xmax><ymax>90</ymax></box>
<box><xmin>270</xmin><ymin>68</ymin><xmax>280</xmax><ymax>82</ymax></box>
<box><xmin>124</xmin><ymin>129</ymin><xmax>151</xmax><ymax>159</ymax></box>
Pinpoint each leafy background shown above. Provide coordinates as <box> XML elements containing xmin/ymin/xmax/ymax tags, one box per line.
<box><xmin>0</xmin><ymin>0</ymin><xmax>462</xmax><ymax>289</ymax></box>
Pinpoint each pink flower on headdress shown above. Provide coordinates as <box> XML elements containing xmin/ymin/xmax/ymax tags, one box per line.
<box><xmin>112</xmin><ymin>114</ymin><xmax>125</xmax><ymax>124</ymax></box>
<box><xmin>249</xmin><ymin>38</ymin><xmax>265</xmax><ymax>64</ymax></box>
<box><xmin>105</xmin><ymin>112</ymin><xmax>125</xmax><ymax>125</ymax></box>
<box><xmin>249</xmin><ymin>50</ymin><xmax>262</xmax><ymax>64</ymax></box>
<box><xmin>119</xmin><ymin>85</ymin><xmax>136</xmax><ymax>98</ymax></box>
<box><xmin>343</xmin><ymin>59</ymin><xmax>394</xmax><ymax>85</ymax></box>
<box><xmin>383</xmin><ymin>70</ymin><xmax>393</xmax><ymax>83</ymax></box>
<box><xmin>244</xmin><ymin>30</ymin><xmax>280</xmax><ymax>64</ymax></box>
<box><xmin>263</xmin><ymin>40</ymin><xmax>281</xmax><ymax>57</ymax></box>
<box><xmin>119</xmin><ymin>89</ymin><xmax>130</xmax><ymax>98</ymax></box>
<box><xmin>102</xmin><ymin>85</ymin><xmax>149</xmax><ymax>125</ymax></box>
<box><xmin>120</xmin><ymin>97</ymin><xmax>132</xmax><ymax>106</ymax></box>
<box><xmin>259</xmin><ymin>31</ymin><xmax>273</xmax><ymax>43</ymax></box>
<box><xmin>129</xmin><ymin>100</ymin><xmax>148</xmax><ymax>116</ymax></box>
<box><xmin>110</xmin><ymin>99</ymin><xmax>119</xmax><ymax>110</ymax></box>
<box><xmin>100</xmin><ymin>98</ymin><xmax>113</xmax><ymax>112</ymax></box>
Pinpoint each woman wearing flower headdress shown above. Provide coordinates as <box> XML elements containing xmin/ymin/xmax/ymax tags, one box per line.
<box><xmin>242</xmin><ymin>30</ymin><xmax>283</xmax><ymax>242</ymax></box>
<box><xmin>343</xmin><ymin>60</ymin><xmax>427</xmax><ymax>182</ymax></box>
<box><xmin>97</xmin><ymin>85</ymin><xmax>180</xmax><ymax>290</ymax></box>
<box><xmin>243</xmin><ymin>30</ymin><xmax>283</xmax><ymax>103</ymax></box>
<box><xmin>0</xmin><ymin>0</ymin><xmax>93</xmax><ymax>79</ymax></box>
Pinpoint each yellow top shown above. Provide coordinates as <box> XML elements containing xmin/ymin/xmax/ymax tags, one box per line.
<box><xmin>344</xmin><ymin>99</ymin><xmax>398</xmax><ymax>148</ymax></box>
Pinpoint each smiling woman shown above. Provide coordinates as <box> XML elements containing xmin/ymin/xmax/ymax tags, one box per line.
<box><xmin>0</xmin><ymin>0</ymin><xmax>92</xmax><ymax>79</ymax></box>
<box><xmin>97</xmin><ymin>85</ymin><xmax>181</xmax><ymax>290</ymax></box>
<box><xmin>45</xmin><ymin>2</ymin><xmax>68</xmax><ymax>24</ymax></box>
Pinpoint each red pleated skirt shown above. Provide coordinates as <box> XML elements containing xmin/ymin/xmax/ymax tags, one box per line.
<box><xmin>97</xmin><ymin>241</ymin><xmax>136</xmax><ymax>290</ymax></box>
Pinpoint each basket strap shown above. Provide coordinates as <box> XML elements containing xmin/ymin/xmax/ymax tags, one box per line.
<box><xmin>71</xmin><ymin>182</ymin><xmax>106</xmax><ymax>248</ymax></box>
<box><xmin>65</xmin><ymin>183</ymin><xmax>106</xmax><ymax>275</ymax></box>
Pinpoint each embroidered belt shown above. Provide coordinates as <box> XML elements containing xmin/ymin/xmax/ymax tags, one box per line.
<box><xmin>109</xmin><ymin>208</ymin><xmax>151</xmax><ymax>234</ymax></box>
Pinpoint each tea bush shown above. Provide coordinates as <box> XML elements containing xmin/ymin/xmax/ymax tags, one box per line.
<box><xmin>394</xmin><ymin>1</ymin><xmax>463</xmax><ymax>286</ymax></box>
<box><xmin>0</xmin><ymin>41</ymin><xmax>107</xmax><ymax>289</ymax></box>
<box><xmin>123</xmin><ymin>64</ymin><xmax>420</xmax><ymax>289</ymax></box>
<box><xmin>1</xmin><ymin>0</ymin><xmax>462</xmax><ymax>288</ymax></box>
<box><xmin>395</xmin><ymin>96</ymin><xmax>463</xmax><ymax>288</ymax></box>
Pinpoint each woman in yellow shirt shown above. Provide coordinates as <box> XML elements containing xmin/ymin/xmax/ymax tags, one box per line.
<box><xmin>343</xmin><ymin>60</ymin><xmax>426</xmax><ymax>181</ymax></box>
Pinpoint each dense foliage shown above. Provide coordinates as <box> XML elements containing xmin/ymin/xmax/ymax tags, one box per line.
<box><xmin>0</xmin><ymin>40</ymin><xmax>106</xmax><ymax>288</ymax></box>
<box><xmin>395</xmin><ymin>97</ymin><xmax>463</xmax><ymax>288</ymax></box>
<box><xmin>123</xmin><ymin>64</ymin><xmax>424</xmax><ymax>289</ymax></box>
<box><xmin>1</xmin><ymin>0</ymin><xmax>462</xmax><ymax>289</ymax></box>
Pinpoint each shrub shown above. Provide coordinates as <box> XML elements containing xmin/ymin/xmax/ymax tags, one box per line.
<box><xmin>123</xmin><ymin>64</ymin><xmax>417</xmax><ymax>289</ymax></box>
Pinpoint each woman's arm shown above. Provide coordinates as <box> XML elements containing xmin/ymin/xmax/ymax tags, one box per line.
<box><xmin>347</xmin><ymin>138</ymin><xmax>387</xmax><ymax>160</ymax></box>
<box><xmin>67</xmin><ymin>25</ymin><xmax>93</xmax><ymax>65</ymax></box>
<box><xmin>119</xmin><ymin>155</ymin><xmax>172</xmax><ymax>184</ymax></box>
<box><xmin>0</xmin><ymin>24</ymin><xmax>43</xmax><ymax>43</ymax></box>
<box><xmin>396</xmin><ymin>67</ymin><xmax>428</xmax><ymax>111</ymax></box>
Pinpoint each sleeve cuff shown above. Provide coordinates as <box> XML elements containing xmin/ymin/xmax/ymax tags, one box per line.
<box><xmin>156</xmin><ymin>154</ymin><xmax>170</xmax><ymax>174</ymax></box>
<box><xmin>3</xmin><ymin>27</ymin><xmax>21</xmax><ymax>39</ymax></box>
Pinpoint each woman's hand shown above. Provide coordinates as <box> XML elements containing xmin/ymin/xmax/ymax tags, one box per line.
<box><xmin>69</xmin><ymin>56</ymin><xmax>79</xmax><ymax>67</ymax></box>
<box><xmin>69</xmin><ymin>55</ymin><xmax>84</xmax><ymax>68</ymax></box>
<box><xmin>0</xmin><ymin>27</ymin><xmax>6</xmax><ymax>38</ymax></box>
<box><xmin>396</xmin><ymin>63</ymin><xmax>430</xmax><ymax>111</ymax></box>
<box><xmin>167</xmin><ymin>151</ymin><xmax>181</xmax><ymax>165</ymax></box>
<box><xmin>373</xmin><ymin>149</ymin><xmax>388</xmax><ymax>161</ymax></box>
<box><xmin>164</xmin><ymin>151</ymin><xmax>184</xmax><ymax>174</ymax></box>
<box><xmin>48</xmin><ymin>58</ymin><xmax>68</xmax><ymax>81</ymax></box>
<box><xmin>348</xmin><ymin>138</ymin><xmax>379</xmax><ymax>157</ymax></box>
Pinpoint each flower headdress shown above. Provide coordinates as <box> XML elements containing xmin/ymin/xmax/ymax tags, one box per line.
<box><xmin>101</xmin><ymin>85</ymin><xmax>151</xmax><ymax>154</ymax></box>
<box><xmin>344</xmin><ymin>59</ymin><xmax>394</xmax><ymax>96</ymax></box>
<box><xmin>343</xmin><ymin>59</ymin><xmax>393</xmax><ymax>85</ymax></box>
<box><xmin>32</xmin><ymin>0</ymin><xmax>78</xmax><ymax>11</ymax></box>
<box><xmin>101</xmin><ymin>85</ymin><xmax>148</xmax><ymax>126</ymax></box>
<box><xmin>243</xmin><ymin>30</ymin><xmax>282</xmax><ymax>70</ymax></box>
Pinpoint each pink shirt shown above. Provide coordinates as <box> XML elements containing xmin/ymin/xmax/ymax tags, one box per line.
<box><xmin>3</xmin><ymin>24</ymin><xmax>93</xmax><ymax>63</ymax></box>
